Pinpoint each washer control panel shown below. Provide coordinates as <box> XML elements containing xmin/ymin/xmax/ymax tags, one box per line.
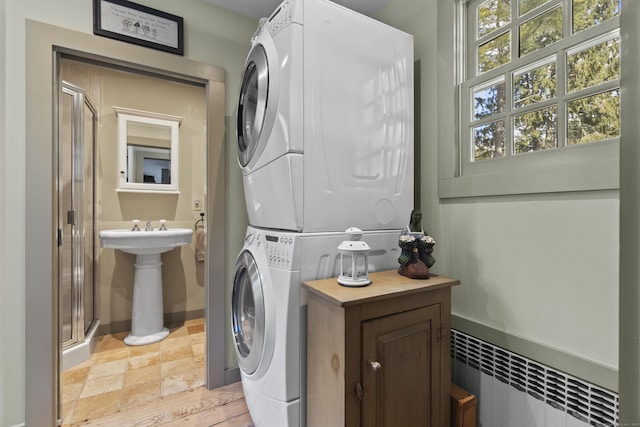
<box><xmin>263</xmin><ymin>232</ymin><xmax>294</xmax><ymax>269</ymax></box>
<box><xmin>246</xmin><ymin>228</ymin><xmax>296</xmax><ymax>270</ymax></box>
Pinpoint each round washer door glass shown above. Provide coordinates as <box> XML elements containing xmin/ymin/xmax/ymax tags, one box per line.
<box><xmin>231</xmin><ymin>250</ymin><xmax>265</xmax><ymax>375</ymax></box>
<box><xmin>237</xmin><ymin>44</ymin><xmax>269</xmax><ymax>167</ymax></box>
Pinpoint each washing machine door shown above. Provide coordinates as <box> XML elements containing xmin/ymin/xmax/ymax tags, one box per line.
<box><xmin>232</xmin><ymin>250</ymin><xmax>266</xmax><ymax>375</ymax></box>
<box><xmin>236</xmin><ymin>43</ymin><xmax>270</xmax><ymax>168</ymax></box>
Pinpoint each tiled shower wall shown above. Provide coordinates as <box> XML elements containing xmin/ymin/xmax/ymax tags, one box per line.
<box><xmin>451</xmin><ymin>330</ymin><xmax>619</xmax><ymax>427</ymax></box>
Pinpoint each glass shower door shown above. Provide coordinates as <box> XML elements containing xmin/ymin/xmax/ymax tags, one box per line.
<box><xmin>60</xmin><ymin>81</ymin><xmax>97</xmax><ymax>350</ymax></box>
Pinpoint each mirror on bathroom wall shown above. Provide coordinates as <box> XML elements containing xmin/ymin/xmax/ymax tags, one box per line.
<box><xmin>114</xmin><ymin>106</ymin><xmax>182</xmax><ymax>193</ymax></box>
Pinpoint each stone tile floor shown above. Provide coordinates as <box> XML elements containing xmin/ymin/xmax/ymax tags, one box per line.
<box><xmin>61</xmin><ymin>318</ymin><xmax>205</xmax><ymax>425</ymax></box>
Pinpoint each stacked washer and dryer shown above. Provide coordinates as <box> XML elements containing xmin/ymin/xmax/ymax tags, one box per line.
<box><xmin>230</xmin><ymin>0</ymin><xmax>414</xmax><ymax>426</ymax></box>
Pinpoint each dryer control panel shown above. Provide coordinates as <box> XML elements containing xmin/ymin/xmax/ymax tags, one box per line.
<box><xmin>266</xmin><ymin>0</ymin><xmax>295</xmax><ymax>36</ymax></box>
<box><xmin>263</xmin><ymin>233</ymin><xmax>295</xmax><ymax>269</ymax></box>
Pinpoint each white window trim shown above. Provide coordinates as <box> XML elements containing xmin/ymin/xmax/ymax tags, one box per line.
<box><xmin>438</xmin><ymin>0</ymin><xmax>620</xmax><ymax>199</ymax></box>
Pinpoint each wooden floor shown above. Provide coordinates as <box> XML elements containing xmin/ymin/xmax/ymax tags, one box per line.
<box><xmin>66</xmin><ymin>382</ymin><xmax>255</xmax><ymax>427</ymax></box>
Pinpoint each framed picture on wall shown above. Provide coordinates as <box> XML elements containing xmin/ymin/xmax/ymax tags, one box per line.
<box><xmin>93</xmin><ymin>0</ymin><xmax>184</xmax><ymax>55</ymax></box>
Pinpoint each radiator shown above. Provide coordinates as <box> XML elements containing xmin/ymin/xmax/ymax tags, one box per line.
<box><xmin>451</xmin><ymin>330</ymin><xmax>619</xmax><ymax>427</ymax></box>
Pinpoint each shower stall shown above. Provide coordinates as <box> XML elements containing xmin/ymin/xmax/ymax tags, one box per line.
<box><xmin>59</xmin><ymin>80</ymin><xmax>99</xmax><ymax>370</ymax></box>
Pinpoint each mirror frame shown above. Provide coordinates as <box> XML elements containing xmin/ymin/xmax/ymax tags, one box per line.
<box><xmin>114</xmin><ymin>106</ymin><xmax>182</xmax><ymax>193</ymax></box>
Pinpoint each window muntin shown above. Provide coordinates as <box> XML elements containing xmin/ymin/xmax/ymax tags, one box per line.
<box><xmin>464</xmin><ymin>0</ymin><xmax>621</xmax><ymax>165</ymax></box>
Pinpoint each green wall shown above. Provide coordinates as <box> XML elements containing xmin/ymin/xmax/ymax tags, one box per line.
<box><xmin>376</xmin><ymin>0</ymin><xmax>619</xmax><ymax>391</ymax></box>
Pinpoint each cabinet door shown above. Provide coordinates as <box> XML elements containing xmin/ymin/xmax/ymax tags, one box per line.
<box><xmin>361</xmin><ymin>304</ymin><xmax>441</xmax><ymax>427</ymax></box>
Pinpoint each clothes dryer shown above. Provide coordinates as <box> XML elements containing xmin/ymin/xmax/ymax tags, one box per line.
<box><xmin>236</xmin><ymin>0</ymin><xmax>414</xmax><ymax>232</ymax></box>
<box><xmin>231</xmin><ymin>226</ymin><xmax>401</xmax><ymax>427</ymax></box>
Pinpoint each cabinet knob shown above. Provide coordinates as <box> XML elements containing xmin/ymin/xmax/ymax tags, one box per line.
<box><xmin>368</xmin><ymin>359</ymin><xmax>382</xmax><ymax>372</ymax></box>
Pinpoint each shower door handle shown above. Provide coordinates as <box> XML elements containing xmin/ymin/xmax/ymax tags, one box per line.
<box><xmin>67</xmin><ymin>209</ymin><xmax>77</xmax><ymax>225</ymax></box>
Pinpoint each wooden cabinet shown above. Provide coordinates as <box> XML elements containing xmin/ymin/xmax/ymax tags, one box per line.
<box><xmin>303</xmin><ymin>270</ymin><xmax>460</xmax><ymax>427</ymax></box>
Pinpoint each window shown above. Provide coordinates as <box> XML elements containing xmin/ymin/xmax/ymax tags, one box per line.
<box><xmin>445</xmin><ymin>0</ymin><xmax>621</xmax><ymax>197</ymax></box>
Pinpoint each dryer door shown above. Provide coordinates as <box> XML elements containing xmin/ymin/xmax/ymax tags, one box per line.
<box><xmin>232</xmin><ymin>250</ymin><xmax>266</xmax><ymax>375</ymax></box>
<box><xmin>236</xmin><ymin>44</ymin><xmax>269</xmax><ymax>167</ymax></box>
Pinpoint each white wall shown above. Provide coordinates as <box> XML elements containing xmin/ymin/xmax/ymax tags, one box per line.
<box><xmin>377</xmin><ymin>0</ymin><xmax>618</xmax><ymax>389</ymax></box>
<box><xmin>0</xmin><ymin>1</ymin><xmax>254</xmax><ymax>425</ymax></box>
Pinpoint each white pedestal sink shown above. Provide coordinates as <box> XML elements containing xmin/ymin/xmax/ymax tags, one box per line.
<box><xmin>99</xmin><ymin>227</ymin><xmax>193</xmax><ymax>346</ymax></box>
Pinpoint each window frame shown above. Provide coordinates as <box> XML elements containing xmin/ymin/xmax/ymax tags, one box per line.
<box><xmin>439</xmin><ymin>0</ymin><xmax>620</xmax><ymax>199</ymax></box>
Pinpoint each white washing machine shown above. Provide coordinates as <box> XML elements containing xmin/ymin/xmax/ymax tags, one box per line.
<box><xmin>236</xmin><ymin>0</ymin><xmax>414</xmax><ymax>232</ymax></box>
<box><xmin>231</xmin><ymin>225</ymin><xmax>401</xmax><ymax>427</ymax></box>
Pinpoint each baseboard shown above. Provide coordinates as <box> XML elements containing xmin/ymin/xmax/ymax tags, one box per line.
<box><xmin>99</xmin><ymin>309</ymin><xmax>205</xmax><ymax>335</ymax></box>
<box><xmin>452</xmin><ymin>315</ymin><xmax>618</xmax><ymax>392</ymax></box>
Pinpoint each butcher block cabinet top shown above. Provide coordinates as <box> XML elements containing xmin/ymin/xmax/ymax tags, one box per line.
<box><xmin>303</xmin><ymin>270</ymin><xmax>460</xmax><ymax>427</ymax></box>
<box><xmin>303</xmin><ymin>269</ymin><xmax>460</xmax><ymax>307</ymax></box>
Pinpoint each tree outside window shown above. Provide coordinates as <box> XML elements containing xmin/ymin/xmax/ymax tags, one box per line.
<box><xmin>465</xmin><ymin>0</ymin><xmax>621</xmax><ymax>163</ymax></box>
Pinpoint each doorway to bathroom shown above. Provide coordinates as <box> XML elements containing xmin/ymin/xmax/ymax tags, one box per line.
<box><xmin>25</xmin><ymin>22</ymin><xmax>228</xmax><ymax>427</ymax></box>
<box><xmin>56</xmin><ymin>55</ymin><xmax>211</xmax><ymax>424</ymax></box>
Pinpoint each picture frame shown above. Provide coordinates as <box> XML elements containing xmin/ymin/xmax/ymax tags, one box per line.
<box><xmin>93</xmin><ymin>0</ymin><xmax>184</xmax><ymax>56</ymax></box>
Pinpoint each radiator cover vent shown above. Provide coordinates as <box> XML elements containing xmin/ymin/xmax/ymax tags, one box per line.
<box><xmin>451</xmin><ymin>329</ymin><xmax>618</xmax><ymax>425</ymax></box>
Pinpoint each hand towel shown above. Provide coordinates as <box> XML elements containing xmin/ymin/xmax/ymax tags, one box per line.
<box><xmin>195</xmin><ymin>228</ymin><xmax>206</xmax><ymax>262</ymax></box>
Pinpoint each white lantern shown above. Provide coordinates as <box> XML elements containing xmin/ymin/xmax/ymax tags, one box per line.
<box><xmin>337</xmin><ymin>227</ymin><xmax>371</xmax><ymax>287</ymax></box>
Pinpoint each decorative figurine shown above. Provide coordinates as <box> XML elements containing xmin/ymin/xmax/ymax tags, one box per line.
<box><xmin>398</xmin><ymin>209</ymin><xmax>436</xmax><ymax>279</ymax></box>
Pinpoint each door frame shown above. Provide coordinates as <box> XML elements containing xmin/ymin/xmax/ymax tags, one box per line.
<box><xmin>25</xmin><ymin>20</ymin><xmax>227</xmax><ymax>426</ymax></box>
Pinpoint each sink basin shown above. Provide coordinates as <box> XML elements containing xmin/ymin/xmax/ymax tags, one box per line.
<box><xmin>99</xmin><ymin>227</ymin><xmax>193</xmax><ymax>345</ymax></box>
<box><xmin>99</xmin><ymin>228</ymin><xmax>193</xmax><ymax>255</ymax></box>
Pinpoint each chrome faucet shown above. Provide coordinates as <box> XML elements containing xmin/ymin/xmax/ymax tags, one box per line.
<box><xmin>131</xmin><ymin>219</ymin><xmax>141</xmax><ymax>231</ymax></box>
<box><xmin>145</xmin><ymin>220</ymin><xmax>153</xmax><ymax>231</ymax></box>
